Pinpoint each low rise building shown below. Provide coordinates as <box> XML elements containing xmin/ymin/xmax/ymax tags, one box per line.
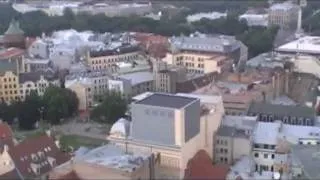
<box><xmin>66</xmin><ymin>70</ymin><xmax>111</xmax><ymax>98</ymax></box>
<box><xmin>215</xmin><ymin>126</ymin><xmax>252</xmax><ymax>165</ymax></box>
<box><xmin>65</xmin><ymin>79</ymin><xmax>93</xmax><ymax>111</ymax></box>
<box><xmin>87</xmin><ymin>45</ymin><xmax>141</xmax><ymax>71</ymax></box>
<box><xmin>50</xmin><ymin>144</ymin><xmax>156</xmax><ymax>180</ymax></box>
<box><xmin>276</xmin><ymin>36</ymin><xmax>320</xmax><ymax>55</ymax></box>
<box><xmin>0</xmin><ymin>134</ymin><xmax>70</xmax><ymax>179</ymax></box>
<box><xmin>163</xmin><ymin>33</ymin><xmax>248</xmax><ymax>74</ymax></box>
<box><xmin>18</xmin><ymin>71</ymin><xmax>60</xmax><ymax>100</ymax></box>
<box><xmin>108</xmin><ymin>71</ymin><xmax>154</xmax><ymax>98</ymax></box>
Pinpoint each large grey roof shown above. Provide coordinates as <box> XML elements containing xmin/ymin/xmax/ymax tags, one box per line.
<box><xmin>169</xmin><ymin>35</ymin><xmax>240</xmax><ymax>53</ymax></box>
<box><xmin>291</xmin><ymin>145</ymin><xmax>320</xmax><ymax>179</ymax></box>
<box><xmin>247</xmin><ymin>102</ymin><xmax>315</xmax><ymax>119</ymax></box>
<box><xmin>135</xmin><ymin>93</ymin><xmax>198</xmax><ymax>109</ymax></box>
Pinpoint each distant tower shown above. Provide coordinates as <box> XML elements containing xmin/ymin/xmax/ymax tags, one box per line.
<box><xmin>296</xmin><ymin>0</ymin><xmax>307</xmax><ymax>37</ymax></box>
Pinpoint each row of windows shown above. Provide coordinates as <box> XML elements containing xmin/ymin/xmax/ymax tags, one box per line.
<box><xmin>2</xmin><ymin>77</ymin><xmax>16</xmax><ymax>82</ymax></box>
<box><xmin>91</xmin><ymin>54</ymin><xmax>138</xmax><ymax>65</ymax></box>
<box><xmin>256</xmin><ymin>164</ymin><xmax>274</xmax><ymax>172</ymax></box>
<box><xmin>145</xmin><ymin>109</ymin><xmax>174</xmax><ymax>118</ymax></box>
<box><xmin>254</xmin><ymin>152</ymin><xmax>275</xmax><ymax>159</ymax></box>
<box><xmin>216</xmin><ymin>148</ymin><xmax>228</xmax><ymax>154</ymax></box>
<box><xmin>254</xmin><ymin>144</ymin><xmax>276</xmax><ymax>150</ymax></box>
<box><xmin>176</xmin><ymin>56</ymin><xmax>206</xmax><ymax>62</ymax></box>
<box><xmin>216</xmin><ymin>139</ymin><xmax>228</xmax><ymax>146</ymax></box>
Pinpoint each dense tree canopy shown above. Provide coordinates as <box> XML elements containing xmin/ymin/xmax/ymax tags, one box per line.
<box><xmin>91</xmin><ymin>91</ymin><xmax>128</xmax><ymax>124</ymax></box>
<box><xmin>42</xmin><ymin>86</ymin><xmax>79</xmax><ymax>124</ymax></box>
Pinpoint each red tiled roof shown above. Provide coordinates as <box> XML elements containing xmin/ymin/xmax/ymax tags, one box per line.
<box><xmin>0</xmin><ymin>47</ymin><xmax>25</xmax><ymax>59</ymax></box>
<box><xmin>0</xmin><ymin>123</ymin><xmax>13</xmax><ymax>139</ymax></box>
<box><xmin>8</xmin><ymin>135</ymin><xmax>71</xmax><ymax>179</ymax></box>
<box><xmin>53</xmin><ymin>170</ymin><xmax>81</xmax><ymax>180</ymax></box>
<box><xmin>184</xmin><ymin>150</ymin><xmax>229</xmax><ymax>180</ymax></box>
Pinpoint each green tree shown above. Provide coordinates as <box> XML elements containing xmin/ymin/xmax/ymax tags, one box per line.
<box><xmin>17</xmin><ymin>91</ymin><xmax>42</xmax><ymax>130</ymax></box>
<box><xmin>91</xmin><ymin>91</ymin><xmax>127</xmax><ymax>124</ymax></box>
<box><xmin>43</xmin><ymin>86</ymin><xmax>79</xmax><ymax>124</ymax></box>
<box><xmin>0</xmin><ymin>100</ymin><xmax>15</xmax><ymax>124</ymax></box>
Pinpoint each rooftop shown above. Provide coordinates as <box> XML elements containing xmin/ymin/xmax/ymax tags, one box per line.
<box><xmin>269</xmin><ymin>95</ymin><xmax>297</xmax><ymax>106</ymax></box>
<box><xmin>247</xmin><ymin>102</ymin><xmax>315</xmax><ymax>119</ymax></box>
<box><xmin>221</xmin><ymin>115</ymin><xmax>257</xmax><ymax>130</ymax></box>
<box><xmin>0</xmin><ymin>47</ymin><xmax>25</xmax><ymax>59</ymax></box>
<box><xmin>19</xmin><ymin>71</ymin><xmax>58</xmax><ymax>84</ymax></box>
<box><xmin>277</xmin><ymin>36</ymin><xmax>320</xmax><ymax>55</ymax></box>
<box><xmin>217</xmin><ymin>126</ymin><xmax>250</xmax><ymax>139</ymax></box>
<box><xmin>135</xmin><ymin>93</ymin><xmax>198</xmax><ymax>109</ymax></box>
<box><xmin>253</xmin><ymin>121</ymin><xmax>281</xmax><ymax>145</ymax></box>
<box><xmin>78</xmin><ymin>144</ymin><xmax>149</xmax><ymax>173</ymax></box>
<box><xmin>270</xmin><ymin>1</ymin><xmax>297</xmax><ymax>11</ymax></box>
<box><xmin>291</xmin><ymin>145</ymin><xmax>320</xmax><ymax>179</ymax></box>
<box><xmin>246</xmin><ymin>52</ymin><xmax>293</xmax><ymax>69</ymax></box>
<box><xmin>9</xmin><ymin>135</ymin><xmax>70</xmax><ymax>178</ymax></box>
<box><xmin>169</xmin><ymin>34</ymin><xmax>240</xmax><ymax>54</ymax></box>
<box><xmin>118</xmin><ymin>71</ymin><xmax>153</xmax><ymax>85</ymax></box>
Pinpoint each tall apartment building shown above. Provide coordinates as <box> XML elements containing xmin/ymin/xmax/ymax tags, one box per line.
<box><xmin>268</xmin><ymin>1</ymin><xmax>299</xmax><ymax>29</ymax></box>
<box><xmin>163</xmin><ymin>34</ymin><xmax>248</xmax><ymax>74</ymax></box>
<box><xmin>153</xmin><ymin>61</ymin><xmax>187</xmax><ymax>93</ymax></box>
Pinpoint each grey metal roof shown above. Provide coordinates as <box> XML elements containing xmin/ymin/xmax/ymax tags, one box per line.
<box><xmin>217</xmin><ymin>126</ymin><xmax>249</xmax><ymax>139</ymax></box>
<box><xmin>247</xmin><ymin>102</ymin><xmax>315</xmax><ymax>119</ymax></box>
<box><xmin>135</xmin><ymin>93</ymin><xmax>198</xmax><ymax>109</ymax></box>
<box><xmin>169</xmin><ymin>35</ymin><xmax>240</xmax><ymax>53</ymax></box>
<box><xmin>291</xmin><ymin>145</ymin><xmax>320</xmax><ymax>179</ymax></box>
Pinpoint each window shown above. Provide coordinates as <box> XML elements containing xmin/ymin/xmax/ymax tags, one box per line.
<box><xmin>271</xmin><ymin>154</ymin><xmax>275</xmax><ymax>159</ymax></box>
<box><xmin>264</xmin><ymin>154</ymin><xmax>268</xmax><ymax>159</ymax></box>
<box><xmin>216</xmin><ymin>139</ymin><xmax>219</xmax><ymax>144</ymax></box>
<box><xmin>220</xmin><ymin>157</ymin><xmax>223</xmax><ymax>162</ymax></box>
<box><xmin>224</xmin><ymin>149</ymin><xmax>228</xmax><ymax>153</ymax></box>
<box><xmin>224</xmin><ymin>158</ymin><xmax>228</xmax><ymax>163</ymax></box>
<box><xmin>271</xmin><ymin>166</ymin><xmax>274</xmax><ymax>172</ymax></box>
<box><xmin>254</xmin><ymin>153</ymin><xmax>259</xmax><ymax>158</ymax></box>
<box><xmin>264</xmin><ymin>144</ymin><xmax>268</xmax><ymax>149</ymax></box>
<box><xmin>220</xmin><ymin>148</ymin><xmax>223</xmax><ymax>153</ymax></box>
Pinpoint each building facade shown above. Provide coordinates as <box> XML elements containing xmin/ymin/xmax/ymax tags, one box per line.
<box><xmin>87</xmin><ymin>46</ymin><xmax>141</xmax><ymax>71</ymax></box>
<box><xmin>268</xmin><ymin>2</ymin><xmax>299</xmax><ymax>29</ymax></box>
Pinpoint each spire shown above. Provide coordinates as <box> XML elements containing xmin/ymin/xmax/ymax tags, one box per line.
<box><xmin>4</xmin><ymin>18</ymin><xmax>24</xmax><ymax>35</ymax></box>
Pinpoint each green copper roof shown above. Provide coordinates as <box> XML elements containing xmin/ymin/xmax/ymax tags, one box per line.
<box><xmin>4</xmin><ymin>19</ymin><xmax>24</xmax><ymax>35</ymax></box>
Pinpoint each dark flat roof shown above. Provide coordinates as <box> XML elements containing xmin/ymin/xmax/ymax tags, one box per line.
<box><xmin>135</xmin><ymin>93</ymin><xmax>198</xmax><ymax>109</ymax></box>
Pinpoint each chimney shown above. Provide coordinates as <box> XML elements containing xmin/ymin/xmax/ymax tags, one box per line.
<box><xmin>276</xmin><ymin>73</ymin><xmax>281</xmax><ymax>97</ymax></box>
<box><xmin>272</xmin><ymin>75</ymin><xmax>276</xmax><ymax>99</ymax></box>
<box><xmin>285</xmin><ymin>70</ymin><xmax>289</xmax><ymax>94</ymax></box>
